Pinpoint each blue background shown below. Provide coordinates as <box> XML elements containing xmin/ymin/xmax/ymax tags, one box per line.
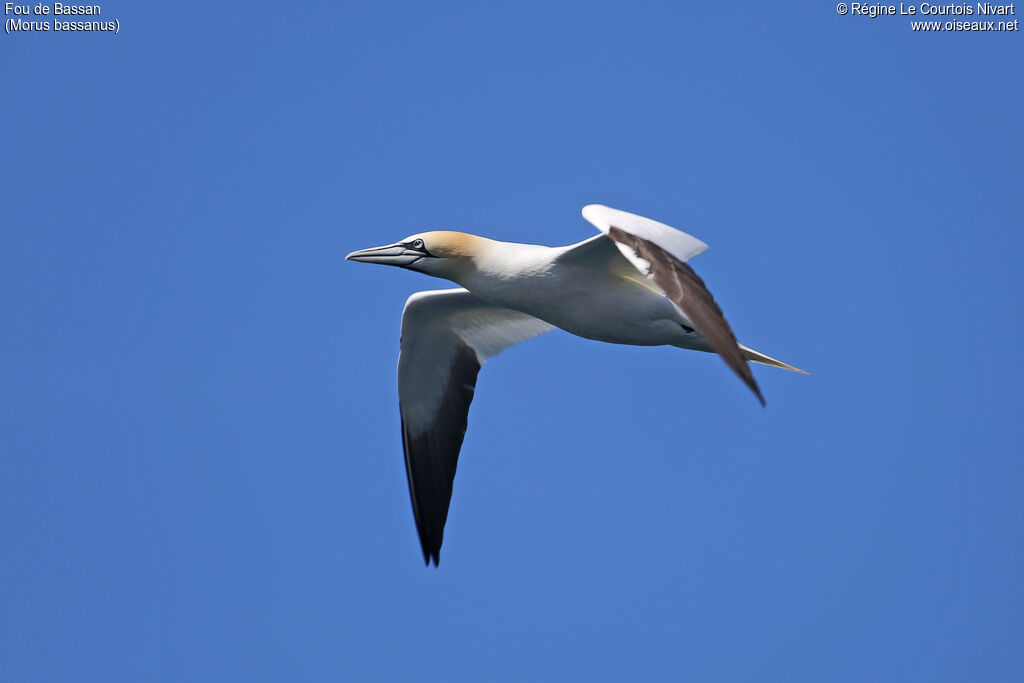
<box><xmin>3</xmin><ymin>2</ymin><xmax>1021</xmax><ymax>681</ymax></box>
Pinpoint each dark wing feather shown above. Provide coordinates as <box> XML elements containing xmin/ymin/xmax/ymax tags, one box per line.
<box><xmin>397</xmin><ymin>289</ymin><xmax>553</xmax><ymax>566</ymax></box>
<box><xmin>607</xmin><ymin>226</ymin><xmax>766</xmax><ymax>406</ymax></box>
<box><xmin>400</xmin><ymin>341</ymin><xmax>479</xmax><ymax>566</ymax></box>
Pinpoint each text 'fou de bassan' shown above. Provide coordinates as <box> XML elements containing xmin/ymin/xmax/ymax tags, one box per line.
<box><xmin>4</xmin><ymin>4</ymin><xmax>118</xmax><ymax>33</ymax></box>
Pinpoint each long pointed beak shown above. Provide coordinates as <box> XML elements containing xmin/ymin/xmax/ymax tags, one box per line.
<box><xmin>346</xmin><ymin>243</ymin><xmax>423</xmax><ymax>267</ymax></box>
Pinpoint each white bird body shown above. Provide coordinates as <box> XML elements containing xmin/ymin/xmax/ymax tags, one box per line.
<box><xmin>422</xmin><ymin>235</ymin><xmax>709</xmax><ymax>349</ymax></box>
<box><xmin>347</xmin><ymin>204</ymin><xmax>805</xmax><ymax>565</ymax></box>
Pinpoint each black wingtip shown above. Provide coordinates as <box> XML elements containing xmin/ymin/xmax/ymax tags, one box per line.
<box><xmin>747</xmin><ymin>379</ymin><xmax>767</xmax><ymax>407</ymax></box>
<box><xmin>421</xmin><ymin>546</ymin><xmax>440</xmax><ymax>567</ymax></box>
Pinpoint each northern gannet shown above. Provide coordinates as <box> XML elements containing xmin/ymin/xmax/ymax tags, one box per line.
<box><xmin>348</xmin><ymin>204</ymin><xmax>805</xmax><ymax>565</ymax></box>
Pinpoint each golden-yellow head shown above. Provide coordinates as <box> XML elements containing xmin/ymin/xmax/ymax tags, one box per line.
<box><xmin>346</xmin><ymin>230</ymin><xmax>489</xmax><ymax>282</ymax></box>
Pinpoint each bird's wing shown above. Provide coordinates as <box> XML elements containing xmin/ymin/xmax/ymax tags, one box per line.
<box><xmin>581</xmin><ymin>204</ymin><xmax>709</xmax><ymax>263</ymax></box>
<box><xmin>580</xmin><ymin>204</ymin><xmax>765</xmax><ymax>406</ymax></box>
<box><xmin>398</xmin><ymin>288</ymin><xmax>554</xmax><ymax>565</ymax></box>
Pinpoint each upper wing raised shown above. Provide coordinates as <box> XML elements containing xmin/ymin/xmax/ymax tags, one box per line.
<box><xmin>582</xmin><ymin>204</ymin><xmax>709</xmax><ymax>264</ymax></box>
<box><xmin>581</xmin><ymin>204</ymin><xmax>765</xmax><ymax>406</ymax></box>
<box><xmin>398</xmin><ymin>288</ymin><xmax>554</xmax><ymax>565</ymax></box>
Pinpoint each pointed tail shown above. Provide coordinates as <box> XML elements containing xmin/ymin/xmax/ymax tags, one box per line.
<box><xmin>739</xmin><ymin>344</ymin><xmax>809</xmax><ymax>374</ymax></box>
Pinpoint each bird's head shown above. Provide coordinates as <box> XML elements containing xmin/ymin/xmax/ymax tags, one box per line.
<box><xmin>346</xmin><ymin>231</ymin><xmax>486</xmax><ymax>281</ymax></box>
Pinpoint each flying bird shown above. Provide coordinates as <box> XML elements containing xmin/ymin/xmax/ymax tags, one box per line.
<box><xmin>348</xmin><ymin>204</ymin><xmax>805</xmax><ymax>565</ymax></box>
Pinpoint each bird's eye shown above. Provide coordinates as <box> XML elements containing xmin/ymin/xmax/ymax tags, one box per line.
<box><xmin>411</xmin><ymin>239</ymin><xmax>424</xmax><ymax>249</ymax></box>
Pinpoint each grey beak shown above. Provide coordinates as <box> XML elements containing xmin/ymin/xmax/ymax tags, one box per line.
<box><xmin>346</xmin><ymin>243</ymin><xmax>425</xmax><ymax>267</ymax></box>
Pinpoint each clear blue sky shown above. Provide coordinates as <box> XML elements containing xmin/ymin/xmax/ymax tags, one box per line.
<box><xmin>3</xmin><ymin>2</ymin><xmax>1021</xmax><ymax>681</ymax></box>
